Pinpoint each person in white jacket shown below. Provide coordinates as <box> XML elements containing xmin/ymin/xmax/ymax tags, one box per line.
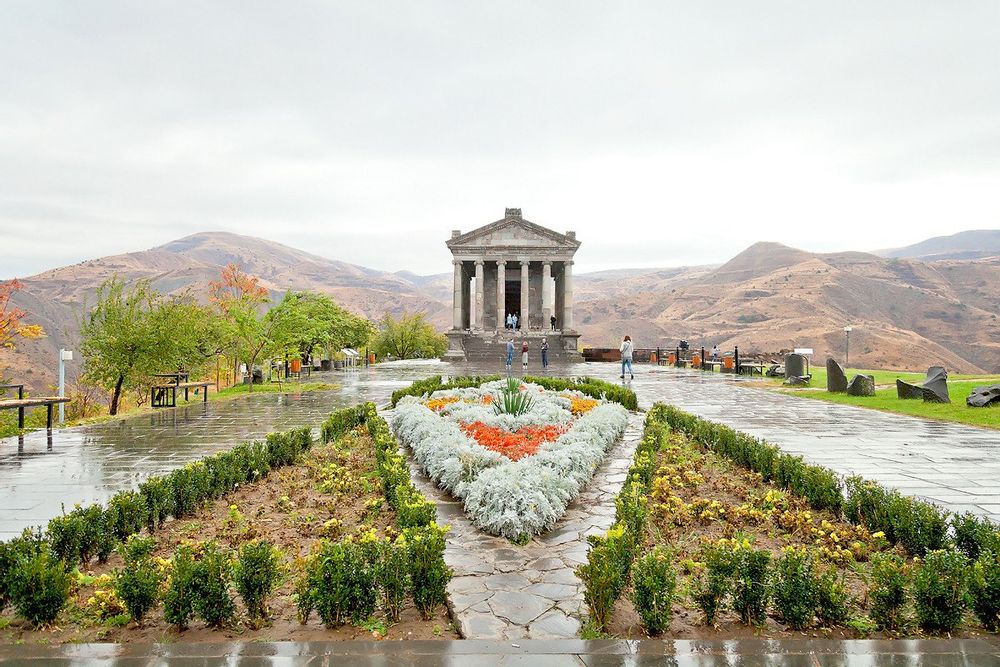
<box><xmin>620</xmin><ymin>335</ymin><xmax>634</xmax><ymax>380</ymax></box>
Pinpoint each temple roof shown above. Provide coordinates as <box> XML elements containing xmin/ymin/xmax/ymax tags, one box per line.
<box><xmin>447</xmin><ymin>208</ymin><xmax>581</xmax><ymax>254</ymax></box>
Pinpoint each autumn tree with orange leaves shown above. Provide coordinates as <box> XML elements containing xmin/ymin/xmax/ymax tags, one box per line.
<box><xmin>210</xmin><ymin>264</ymin><xmax>279</xmax><ymax>391</ymax></box>
<box><xmin>0</xmin><ymin>279</ymin><xmax>45</xmax><ymax>351</ymax></box>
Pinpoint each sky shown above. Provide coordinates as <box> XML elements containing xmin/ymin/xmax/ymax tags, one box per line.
<box><xmin>1</xmin><ymin>1</ymin><xmax>998</xmax><ymax>278</ymax></box>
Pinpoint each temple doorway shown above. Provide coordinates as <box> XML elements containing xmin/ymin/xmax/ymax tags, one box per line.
<box><xmin>505</xmin><ymin>279</ymin><xmax>521</xmax><ymax>328</ymax></box>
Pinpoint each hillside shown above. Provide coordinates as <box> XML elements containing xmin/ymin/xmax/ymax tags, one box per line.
<box><xmin>878</xmin><ymin>229</ymin><xmax>1000</xmax><ymax>261</ymax></box>
<box><xmin>575</xmin><ymin>243</ymin><xmax>1000</xmax><ymax>373</ymax></box>
<box><xmin>4</xmin><ymin>231</ymin><xmax>1000</xmax><ymax>395</ymax></box>
<box><xmin>1</xmin><ymin>232</ymin><xmax>451</xmax><ymax>393</ymax></box>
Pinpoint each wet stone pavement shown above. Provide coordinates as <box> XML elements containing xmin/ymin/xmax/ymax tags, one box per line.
<box><xmin>397</xmin><ymin>408</ymin><xmax>644</xmax><ymax>640</ymax></box>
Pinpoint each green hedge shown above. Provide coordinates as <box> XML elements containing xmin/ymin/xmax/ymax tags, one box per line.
<box><xmin>390</xmin><ymin>375</ymin><xmax>502</xmax><ymax>407</ymax></box>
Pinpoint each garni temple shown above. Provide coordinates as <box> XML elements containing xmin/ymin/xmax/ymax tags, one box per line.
<box><xmin>443</xmin><ymin>208</ymin><xmax>583</xmax><ymax>362</ymax></box>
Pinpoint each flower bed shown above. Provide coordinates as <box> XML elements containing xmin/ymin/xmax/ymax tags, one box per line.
<box><xmin>578</xmin><ymin>403</ymin><xmax>1000</xmax><ymax>639</ymax></box>
<box><xmin>391</xmin><ymin>378</ymin><xmax>629</xmax><ymax>541</ymax></box>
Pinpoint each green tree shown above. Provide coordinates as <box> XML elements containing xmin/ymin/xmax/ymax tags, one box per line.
<box><xmin>80</xmin><ymin>278</ymin><xmax>220</xmax><ymax>415</ymax></box>
<box><xmin>210</xmin><ymin>264</ymin><xmax>277</xmax><ymax>392</ymax></box>
<box><xmin>268</xmin><ymin>291</ymin><xmax>373</xmax><ymax>364</ymax></box>
<box><xmin>371</xmin><ymin>312</ymin><xmax>446</xmax><ymax>360</ymax></box>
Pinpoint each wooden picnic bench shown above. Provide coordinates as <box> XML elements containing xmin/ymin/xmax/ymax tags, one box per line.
<box><xmin>151</xmin><ymin>381</ymin><xmax>212</xmax><ymax>408</ymax></box>
<box><xmin>738</xmin><ymin>362</ymin><xmax>767</xmax><ymax>376</ymax></box>
<box><xmin>0</xmin><ymin>384</ymin><xmax>71</xmax><ymax>430</ymax></box>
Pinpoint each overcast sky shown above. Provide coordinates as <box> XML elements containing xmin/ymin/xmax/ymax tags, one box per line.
<box><xmin>1</xmin><ymin>2</ymin><xmax>998</xmax><ymax>278</ymax></box>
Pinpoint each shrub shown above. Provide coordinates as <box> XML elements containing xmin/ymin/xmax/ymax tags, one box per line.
<box><xmin>321</xmin><ymin>404</ymin><xmax>365</xmax><ymax>443</ymax></box>
<box><xmin>78</xmin><ymin>503</ymin><xmax>116</xmax><ymax>564</ymax></box>
<box><xmin>233</xmin><ymin>540</ymin><xmax>283</xmax><ymax>623</ymax></box>
<box><xmin>192</xmin><ymin>541</ymin><xmax>235</xmax><ymax>627</ymax></box>
<box><xmin>113</xmin><ymin>535</ymin><xmax>162</xmax><ymax>625</ymax></box>
<box><xmin>730</xmin><ymin>543</ymin><xmax>771</xmax><ymax>626</ymax></box>
<box><xmin>631</xmin><ymin>546</ymin><xmax>676</xmax><ymax>635</ymax></box>
<box><xmin>106</xmin><ymin>490</ymin><xmax>148</xmax><ymax>542</ymax></box>
<box><xmin>379</xmin><ymin>536</ymin><xmax>410</xmax><ymax>623</ymax></box>
<box><xmin>293</xmin><ymin>563</ymin><xmax>315</xmax><ymax>625</ymax></box>
<box><xmin>170</xmin><ymin>462</ymin><xmax>211</xmax><ymax>519</ymax></box>
<box><xmin>816</xmin><ymin>567</ymin><xmax>850</xmax><ymax>626</ymax></box>
<box><xmin>9</xmin><ymin>548</ymin><xmax>72</xmax><ymax>627</ymax></box>
<box><xmin>614</xmin><ymin>481</ymin><xmax>649</xmax><ymax>547</ymax></box>
<box><xmin>772</xmin><ymin>547</ymin><xmax>819</xmax><ymax>630</ymax></box>
<box><xmin>912</xmin><ymin>549</ymin><xmax>968</xmax><ymax>633</ymax></box>
<box><xmin>969</xmin><ymin>550</ymin><xmax>1000</xmax><ymax>631</ymax></box>
<box><xmin>845</xmin><ymin>477</ymin><xmax>948</xmax><ymax>556</ymax></box>
<box><xmin>869</xmin><ymin>552</ymin><xmax>909</xmax><ymax>632</ymax></box>
<box><xmin>310</xmin><ymin>540</ymin><xmax>353</xmax><ymax>627</ymax></box>
<box><xmin>952</xmin><ymin>512</ymin><xmax>1000</xmax><ymax>561</ymax></box>
<box><xmin>691</xmin><ymin>543</ymin><xmax>734</xmax><ymax>625</ymax></box>
<box><xmin>139</xmin><ymin>475</ymin><xmax>175</xmax><ymax>532</ymax></box>
<box><xmin>164</xmin><ymin>544</ymin><xmax>197</xmax><ymax>630</ymax></box>
<box><xmin>404</xmin><ymin>523</ymin><xmax>452</xmax><ymax>620</ymax></box>
<box><xmin>578</xmin><ymin>524</ymin><xmax>634</xmax><ymax>630</ymax></box>
<box><xmin>47</xmin><ymin>510</ymin><xmax>85</xmax><ymax>568</ymax></box>
<box><xmin>395</xmin><ymin>484</ymin><xmax>436</xmax><ymax>529</ymax></box>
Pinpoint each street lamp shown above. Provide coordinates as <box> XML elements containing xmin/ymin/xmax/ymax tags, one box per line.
<box><xmin>58</xmin><ymin>349</ymin><xmax>73</xmax><ymax>424</ymax></box>
<box><xmin>843</xmin><ymin>326</ymin><xmax>853</xmax><ymax>367</ymax></box>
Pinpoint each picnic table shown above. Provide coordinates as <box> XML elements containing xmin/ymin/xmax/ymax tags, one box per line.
<box><xmin>151</xmin><ymin>373</ymin><xmax>211</xmax><ymax>408</ymax></box>
<box><xmin>738</xmin><ymin>362</ymin><xmax>767</xmax><ymax>376</ymax></box>
<box><xmin>702</xmin><ymin>360</ymin><xmax>723</xmax><ymax>371</ymax></box>
<box><xmin>0</xmin><ymin>384</ymin><xmax>70</xmax><ymax>431</ymax></box>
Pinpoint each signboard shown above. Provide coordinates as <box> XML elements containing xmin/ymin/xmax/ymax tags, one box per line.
<box><xmin>793</xmin><ymin>348</ymin><xmax>813</xmax><ymax>355</ymax></box>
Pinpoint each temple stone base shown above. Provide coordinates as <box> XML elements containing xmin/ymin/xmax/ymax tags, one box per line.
<box><xmin>443</xmin><ymin>330</ymin><xmax>583</xmax><ymax>363</ymax></box>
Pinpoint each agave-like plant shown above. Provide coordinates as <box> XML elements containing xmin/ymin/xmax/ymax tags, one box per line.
<box><xmin>493</xmin><ymin>380</ymin><xmax>534</xmax><ymax>417</ymax></box>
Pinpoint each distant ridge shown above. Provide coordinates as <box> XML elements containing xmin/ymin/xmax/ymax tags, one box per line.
<box><xmin>3</xmin><ymin>228</ymin><xmax>1000</xmax><ymax>395</ymax></box>
<box><xmin>878</xmin><ymin>229</ymin><xmax>1000</xmax><ymax>261</ymax></box>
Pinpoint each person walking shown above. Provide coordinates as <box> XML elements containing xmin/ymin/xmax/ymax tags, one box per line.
<box><xmin>540</xmin><ymin>338</ymin><xmax>549</xmax><ymax>369</ymax></box>
<box><xmin>711</xmin><ymin>344</ymin><xmax>720</xmax><ymax>361</ymax></box>
<box><xmin>506</xmin><ymin>313</ymin><xmax>513</xmax><ymax>330</ymax></box>
<box><xmin>620</xmin><ymin>335</ymin><xmax>634</xmax><ymax>380</ymax></box>
<box><xmin>521</xmin><ymin>339</ymin><xmax>529</xmax><ymax>370</ymax></box>
<box><xmin>512</xmin><ymin>313</ymin><xmax>519</xmax><ymax>331</ymax></box>
<box><xmin>550</xmin><ymin>314</ymin><xmax>557</xmax><ymax>331</ymax></box>
<box><xmin>505</xmin><ymin>336</ymin><xmax>515</xmax><ymax>372</ymax></box>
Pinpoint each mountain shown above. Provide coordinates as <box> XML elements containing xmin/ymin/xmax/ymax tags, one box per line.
<box><xmin>878</xmin><ymin>229</ymin><xmax>1000</xmax><ymax>261</ymax></box>
<box><xmin>5</xmin><ymin>230</ymin><xmax>1000</xmax><ymax>395</ymax></box>
<box><xmin>1</xmin><ymin>232</ymin><xmax>451</xmax><ymax>393</ymax></box>
<box><xmin>575</xmin><ymin>242</ymin><xmax>1000</xmax><ymax>373</ymax></box>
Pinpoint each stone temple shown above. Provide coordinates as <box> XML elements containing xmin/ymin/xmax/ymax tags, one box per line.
<box><xmin>443</xmin><ymin>208</ymin><xmax>583</xmax><ymax>362</ymax></box>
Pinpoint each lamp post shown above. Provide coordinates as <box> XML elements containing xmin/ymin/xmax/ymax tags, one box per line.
<box><xmin>58</xmin><ymin>349</ymin><xmax>73</xmax><ymax>424</ymax></box>
<box><xmin>843</xmin><ymin>326</ymin><xmax>853</xmax><ymax>367</ymax></box>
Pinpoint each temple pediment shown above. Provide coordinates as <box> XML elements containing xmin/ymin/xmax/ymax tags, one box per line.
<box><xmin>447</xmin><ymin>209</ymin><xmax>581</xmax><ymax>252</ymax></box>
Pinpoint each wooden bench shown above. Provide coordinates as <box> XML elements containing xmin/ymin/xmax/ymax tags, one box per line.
<box><xmin>151</xmin><ymin>381</ymin><xmax>212</xmax><ymax>408</ymax></box>
<box><xmin>1</xmin><ymin>384</ymin><xmax>71</xmax><ymax>430</ymax></box>
<box><xmin>738</xmin><ymin>362</ymin><xmax>767</xmax><ymax>376</ymax></box>
<box><xmin>702</xmin><ymin>360</ymin><xmax>722</xmax><ymax>372</ymax></box>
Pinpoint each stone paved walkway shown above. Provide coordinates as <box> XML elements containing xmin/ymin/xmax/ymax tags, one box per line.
<box><xmin>397</xmin><ymin>408</ymin><xmax>644</xmax><ymax>640</ymax></box>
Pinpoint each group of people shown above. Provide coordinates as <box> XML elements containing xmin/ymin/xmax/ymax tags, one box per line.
<box><xmin>505</xmin><ymin>313</ymin><xmax>559</xmax><ymax>331</ymax></box>
<box><xmin>505</xmin><ymin>336</ymin><xmax>549</xmax><ymax>371</ymax></box>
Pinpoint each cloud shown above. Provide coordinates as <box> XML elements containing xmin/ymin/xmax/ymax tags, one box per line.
<box><xmin>1</xmin><ymin>1</ymin><xmax>998</xmax><ymax>278</ymax></box>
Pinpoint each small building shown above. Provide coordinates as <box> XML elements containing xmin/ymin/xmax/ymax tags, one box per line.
<box><xmin>443</xmin><ymin>208</ymin><xmax>582</xmax><ymax>362</ymax></box>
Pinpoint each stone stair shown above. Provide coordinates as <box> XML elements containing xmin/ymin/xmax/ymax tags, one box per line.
<box><xmin>460</xmin><ymin>332</ymin><xmax>583</xmax><ymax>363</ymax></box>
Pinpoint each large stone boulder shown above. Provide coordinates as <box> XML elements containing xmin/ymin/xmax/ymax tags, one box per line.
<box><xmin>897</xmin><ymin>380</ymin><xmax>924</xmax><ymax>400</ymax></box>
<box><xmin>967</xmin><ymin>384</ymin><xmax>1000</xmax><ymax>408</ymax></box>
<box><xmin>826</xmin><ymin>358</ymin><xmax>848</xmax><ymax>393</ymax></box>
<box><xmin>784</xmin><ymin>375</ymin><xmax>811</xmax><ymax>386</ymax></box>
<box><xmin>921</xmin><ymin>366</ymin><xmax>950</xmax><ymax>404</ymax></box>
<box><xmin>847</xmin><ymin>374</ymin><xmax>876</xmax><ymax>397</ymax></box>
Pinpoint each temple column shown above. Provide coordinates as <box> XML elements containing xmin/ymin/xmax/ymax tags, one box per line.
<box><xmin>520</xmin><ymin>260</ymin><xmax>530</xmax><ymax>331</ymax></box>
<box><xmin>451</xmin><ymin>260</ymin><xmax>463</xmax><ymax>330</ymax></box>
<box><xmin>496</xmin><ymin>260</ymin><xmax>506</xmax><ymax>331</ymax></box>
<box><xmin>474</xmin><ymin>259</ymin><xmax>485</xmax><ymax>331</ymax></box>
<box><xmin>563</xmin><ymin>260</ymin><xmax>574</xmax><ymax>330</ymax></box>
<box><xmin>542</xmin><ymin>261</ymin><xmax>552</xmax><ymax>330</ymax></box>
<box><xmin>461</xmin><ymin>265</ymin><xmax>471</xmax><ymax>329</ymax></box>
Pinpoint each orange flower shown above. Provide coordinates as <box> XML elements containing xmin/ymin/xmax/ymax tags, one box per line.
<box><xmin>561</xmin><ymin>395</ymin><xmax>599</xmax><ymax>415</ymax></box>
<box><xmin>460</xmin><ymin>421</ymin><xmax>566</xmax><ymax>461</ymax></box>
<box><xmin>424</xmin><ymin>396</ymin><xmax>460</xmax><ymax>412</ymax></box>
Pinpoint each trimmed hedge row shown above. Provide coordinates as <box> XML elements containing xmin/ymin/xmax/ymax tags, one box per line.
<box><xmin>390</xmin><ymin>374</ymin><xmax>639</xmax><ymax>411</ymax></box>
<box><xmin>0</xmin><ymin>426</ymin><xmax>313</xmax><ymax>627</ymax></box>
<box><xmin>320</xmin><ymin>403</ymin><xmax>436</xmax><ymax>529</ymax></box>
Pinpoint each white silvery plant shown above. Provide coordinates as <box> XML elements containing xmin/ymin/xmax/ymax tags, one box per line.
<box><xmin>392</xmin><ymin>387</ymin><xmax>629</xmax><ymax>540</ymax></box>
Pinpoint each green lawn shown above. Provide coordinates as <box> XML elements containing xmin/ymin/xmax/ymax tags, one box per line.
<box><xmin>761</xmin><ymin>370</ymin><xmax>1000</xmax><ymax>430</ymax></box>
